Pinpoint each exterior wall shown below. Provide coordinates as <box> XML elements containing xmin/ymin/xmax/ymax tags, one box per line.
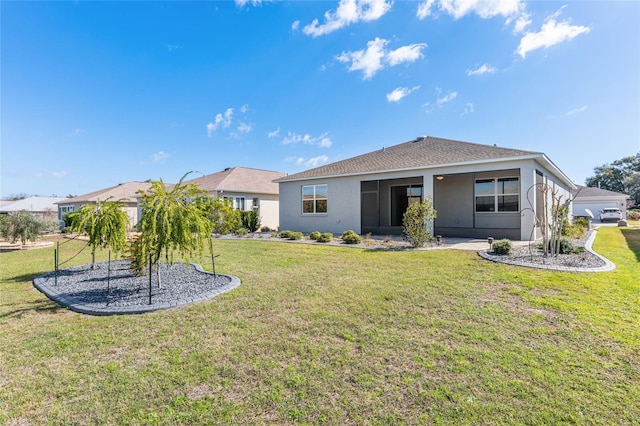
<box><xmin>279</xmin><ymin>176</ymin><xmax>361</xmax><ymax>234</ymax></box>
<box><xmin>279</xmin><ymin>158</ymin><xmax>574</xmax><ymax>240</ymax></box>
<box><xmin>255</xmin><ymin>194</ymin><xmax>279</xmax><ymax>230</ymax></box>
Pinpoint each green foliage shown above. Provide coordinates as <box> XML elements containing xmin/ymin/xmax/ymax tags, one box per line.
<box><xmin>63</xmin><ymin>211</ymin><xmax>81</xmax><ymax>228</ymax></box>
<box><xmin>134</xmin><ymin>173</ymin><xmax>213</xmax><ymax>275</ymax></box>
<box><xmin>72</xmin><ymin>198</ymin><xmax>129</xmax><ymax>264</ymax></box>
<box><xmin>198</xmin><ymin>197</ymin><xmax>241</xmax><ymax>235</ymax></box>
<box><xmin>279</xmin><ymin>230</ymin><xmax>302</xmax><ymax>240</ymax></box>
<box><xmin>562</xmin><ymin>217</ymin><xmax>588</xmax><ymax>239</ymax></box>
<box><xmin>547</xmin><ymin>236</ymin><xmax>579</xmax><ymax>254</ymax></box>
<box><xmin>235</xmin><ymin>228</ymin><xmax>249</xmax><ymax>236</ymax></box>
<box><xmin>0</xmin><ymin>210</ymin><xmax>46</xmax><ymax>244</ymax></box>
<box><xmin>260</xmin><ymin>226</ymin><xmax>271</xmax><ymax>233</ymax></box>
<box><xmin>492</xmin><ymin>238</ymin><xmax>512</xmax><ymax>255</ymax></box>
<box><xmin>309</xmin><ymin>231</ymin><xmax>321</xmax><ymax>241</ymax></box>
<box><xmin>585</xmin><ymin>152</ymin><xmax>640</xmax><ymax>206</ymax></box>
<box><xmin>316</xmin><ymin>232</ymin><xmax>333</xmax><ymax>243</ymax></box>
<box><xmin>240</xmin><ymin>210</ymin><xmax>261</xmax><ymax>233</ymax></box>
<box><xmin>341</xmin><ymin>230</ymin><xmax>361</xmax><ymax>244</ymax></box>
<box><xmin>402</xmin><ymin>196</ymin><xmax>437</xmax><ymax>248</ymax></box>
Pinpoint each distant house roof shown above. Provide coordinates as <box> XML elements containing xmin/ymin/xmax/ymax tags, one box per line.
<box><xmin>0</xmin><ymin>196</ymin><xmax>66</xmax><ymax>213</ymax></box>
<box><xmin>184</xmin><ymin>167</ymin><xmax>285</xmax><ymax>195</ymax></box>
<box><xmin>573</xmin><ymin>185</ymin><xmax>630</xmax><ymax>199</ymax></box>
<box><xmin>276</xmin><ymin>136</ymin><xmax>568</xmax><ymax>184</ymax></box>
<box><xmin>56</xmin><ymin>181</ymin><xmax>155</xmax><ymax>205</ymax></box>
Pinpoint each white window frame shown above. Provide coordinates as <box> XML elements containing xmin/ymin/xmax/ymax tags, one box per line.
<box><xmin>302</xmin><ymin>184</ymin><xmax>328</xmax><ymax>215</ymax></box>
<box><xmin>475</xmin><ymin>177</ymin><xmax>519</xmax><ymax>213</ymax></box>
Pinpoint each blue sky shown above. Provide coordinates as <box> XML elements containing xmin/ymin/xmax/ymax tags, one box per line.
<box><xmin>2</xmin><ymin>0</ymin><xmax>638</xmax><ymax>198</ymax></box>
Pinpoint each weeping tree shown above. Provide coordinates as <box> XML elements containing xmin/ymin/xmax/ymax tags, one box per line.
<box><xmin>72</xmin><ymin>198</ymin><xmax>129</xmax><ymax>268</ymax></box>
<box><xmin>132</xmin><ymin>173</ymin><xmax>213</xmax><ymax>285</ymax></box>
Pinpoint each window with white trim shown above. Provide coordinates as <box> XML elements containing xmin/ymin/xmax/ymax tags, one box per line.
<box><xmin>223</xmin><ymin>196</ymin><xmax>246</xmax><ymax>210</ymax></box>
<box><xmin>475</xmin><ymin>177</ymin><xmax>519</xmax><ymax>212</ymax></box>
<box><xmin>302</xmin><ymin>184</ymin><xmax>327</xmax><ymax>214</ymax></box>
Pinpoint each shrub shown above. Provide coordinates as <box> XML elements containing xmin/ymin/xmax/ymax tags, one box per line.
<box><xmin>548</xmin><ymin>236</ymin><xmax>576</xmax><ymax>254</ymax></box>
<box><xmin>402</xmin><ymin>196</ymin><xmax>437</xmax><ymax>248</ymax></box>
<box><xmin>240</xmin><ymin>210</ymin><xmax>261</xmax><ymax>233</ymax></box>
<box><xmin>492</xmin><ymin>239</ymin><xmax>512</xmax><ymax>255</ymax></box>
<box><xmin>279</xmin><ymin>230</ymin><xmax>302</xmax><ymax>240</ymax></box>
<box><xmin>260</xmin><ymin>226</ymin><xmax>271</xmax><ymax>233</ymax></box>
<box><xmin>236</xmin><ymin>227</ymin><xmax>249</xmax><ymax>236</ymax></box>
<box><xmin>316</xmin><ymin>232</ymin><xmax>333</xmax><ymax>243</ymax></box>
<box><xmin>309</xmin><ymin>231</ymin><xmax>322</xmax><ymax>241</ymax></box>
<box><xmin>341</xmin><ymin>230</ymin><xmax>361</xmax><ymax>244</ymax></box>
<box><xmin>628</xmin><ymin>210</ymin><xmax>640</xmax><ymax>221</ymax></box>
<box><xmin>0</xmin><ymin>210</ymin><xmax>47</xmax><ymax>245</ymax></box>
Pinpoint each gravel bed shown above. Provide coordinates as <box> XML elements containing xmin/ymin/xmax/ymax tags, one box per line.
<box><xmin>481</xmin><ymin>230</ymin><xmax>611</xmax><ymax>271</ymax></box>
<box><xmin>34</xmin><ymin>260</ymin><xmax>238</xmax><ymax>313</ymax></box>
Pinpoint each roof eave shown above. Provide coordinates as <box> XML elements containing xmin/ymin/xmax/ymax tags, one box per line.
<box><xmin>276</xmin><ymin>153</ymin><xmax>576</xmax><ymax>187</ymax></box>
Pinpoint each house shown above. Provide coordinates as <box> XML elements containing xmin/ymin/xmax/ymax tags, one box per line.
<box><xmin>56</xmin><ymin>182</ymin><xmax>154</xmax><ymax>228</ymax></box>
<box><xmin>183</xmin><ymin>167</ymin><xmax>285</xmax><ymax>230</ymax></box>
<box><xmin>276</xmin><ymin>136</ymin><xmax>576</xmax><ymax>240</ymax></box>
<box><xmin>0</xmin><ymin>196</ymin><xmax>65</xmax><ymax>220</ymax></box>
<box><xmin>572</xmin><ymin>185</ymin><xmax>630</xmax><ymax>221</ymax></box>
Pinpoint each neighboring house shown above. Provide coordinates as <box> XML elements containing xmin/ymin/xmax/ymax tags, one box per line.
<box><xmin>0</xmin><ymin>196</ymin><xmax>65</xmax><ymax>219</ymax></box>
<box><xmin>276</xmin><ymin>136</ymin><xmax>576</xmax><ymax>240</ymax></box>
<box><xmin>183</xmin><ymin>167</ymin><xmax>285</xmax><ymax>230</ymax></box>
<box><xmin>572</xmin><ymin>185</ymin><xmax>629</xmax><ymax>221</ymax></box>
<box><xmin>56</xmin><ymin>182</ymin><xmax>154</xmax><ymax>228</ymax></box>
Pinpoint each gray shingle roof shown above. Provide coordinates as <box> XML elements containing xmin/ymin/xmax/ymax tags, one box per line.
<box><xmin>184</xmin><ymin>167</ymin><xmax>284</xmax><ymax>195</ymax></box>
<box><xmin>57</xmin><ymin>181</ymin><xmax>155</xmax><ymax>205</ymax></box>
<box><xmin>0</xmin><ymin>196</ymin><xmax>66</xmax><ymax>213</ymax></box>
<box><xmin>277</xmin><ymin>136</ymin><xmax>541</xmax><ymax>181</ymax></box>
<box><xmin>573</xmin><ymin>185</ymin><xmax>629</xmax><ymax>198</ymax></box>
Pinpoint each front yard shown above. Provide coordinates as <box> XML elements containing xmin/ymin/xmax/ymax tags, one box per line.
<box><xmin>1</xmin><ymin>227</ymin><xmax>638</xmax><ymax>425</ymax></box>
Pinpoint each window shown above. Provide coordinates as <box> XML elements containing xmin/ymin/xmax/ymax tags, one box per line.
<box><xmin>252</xmin><ymin>197</ymin><xmax>260</xmax><ymax>210</ymax></box>
<box><xmin>302</xmin><ymin>184</ymin><xmax>327</xmax><ymax>214</ymax></box>
<box><xmin>223</xmin><ymin>196</ymin><xmax>246</xmax><ymax>210</ymax></box>
<box><xmin>475</xmin><ymin>177</ymin><xmax>519</xmax><ymax>212</ymax></box>
<box><xmin>60</xmin><ymin>206</ymin><xmax>75</xmax><ymax>214</ymax></box>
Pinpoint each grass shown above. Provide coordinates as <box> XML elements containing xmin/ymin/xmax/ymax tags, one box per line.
<box><xmin>1</xmin><ymin>227</ymin><xmax>639</xmax><ymax>425</ymax></box>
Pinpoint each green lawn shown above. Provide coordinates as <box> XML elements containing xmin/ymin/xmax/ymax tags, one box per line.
<box><xmin>1</xmin><ymin>227</ymin><xmax>639</xmax><ymax>425</ymax></box>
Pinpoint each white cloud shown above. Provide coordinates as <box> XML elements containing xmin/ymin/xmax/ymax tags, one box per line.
<box><xmin>282</xmin><ymin>132</ymin><xmax>332</xmax><ymax>148</ymax></box>
<box><xmin>152</xmin><ymin>151</ymin><xmax>170</xmax><ymax>164</ymax></box>
<box><xmin>51</xmin><ymin>170</ymin><xmax>68</xmax><ymax>179</ymax></box>
<box><xmin>466</xmin><ymin>63</ymin><xmax>497</xmax><ymax>76</ymax></box>
<box><xmin>303</xmin><ymin>0</ymin><xmax>393</xmax><ymax>37</ymax></box>
<box><xmin>166</xmin><ymin>44</ymin><xmax>182</xmax><ymax>51</ymax></box>
<box><xmin>387</xmin><ymin>43</ymin><xmax>428</xmax><ymax>66</ymax></box>
<box><xmin>235</xmin><ymin>0</ymin><xmax>264</xmax><ymax>7</ymax></box>
<box><xmin>337</xmin><ymin>38</ymin><xmax>427</xmax><ymax>79</ymax></box>
<box><xmin>436</xmin><ymin>90</ymin><xmax>457</xmax><ymax>107</ymax></box>
<box><xmin>240</xmin><ymin>104</ymin><xmax>249</xmax><ymax>114</ymax></box>
<box><xmin>291</xmin><ymin>20</ymin><xmax>300</xmax><ymax>31</ymax></box>
<box><xmin>206</xmin><ymin>108</ymin><xmax>234</xmax><ymax>137</ymax></box>
<box><xmin>304</xmin><ymin>155</ymin><xmax>329</xmax><ymax>168</ymax></box>
<box><xmin>517</xmin><ymin>10</ymin><xmax>590</xmax><ymax>58</ymax></box>
<box><xmin>237</xmin><ymin>122</ymin><xmax>253</xmax><ymax>133</ymax></box>
<box><xmin>511</xmin><ymin>12</ymin><xmax>532</xmax><ymax>34</ymax></box>
<box><xmin>567</xmin><ymin>105</ymin><xmax>587</xmax><ymax>115</ymax></box>
<box><xmin>462</xmin><ymin>102</ymin><xmax>474</xmax><ymax>115</ymax></box>
<box><xmin>386</xmin><ymin>86</ymin><xmax>420</xmax><ymax>103</ymax></box>
<box><xmin>417</xmin><ymin>0</ymin><xmax>524</xmax><ymax>20</ymax></box>
<box><xmin>267</xmin><ymin>128</ymin><xmax>281</xmax><ymax>138</ymax></box>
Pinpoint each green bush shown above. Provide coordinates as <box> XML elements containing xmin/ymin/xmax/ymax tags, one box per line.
<box><xmin>316</xmin><ymin>232</ymin><xmax>333</xmax><ymax>243</ymax></box>
<box><xmin>309</xmin><ymin>231</ymin><xmax>322</xmax><ymax>241</ymax></box>
<box><xmin>236</xmin><ymin>227</ymin><xmax>249</xmax><ymax>236</ymax></box>
<box><xmin>240</xmin><ymin>210</ymin><xmax>261</xmax><ymax>233</ymax></box>
<box><xmin>401</xmin><ymin>196</ymin><xmax>437</xmax><ymax>248</ymax></box>
<box><xmin>492</xmin><ymin>239</ymin><xmax>512</xmax><ymax>255</ymax></box>
<box><xmin>548</xmin><ymin>237</ymin><xmax>576</xmax><ymax>254</ymax></box>
<box><xmin>260</xmin><ymin>226</ymin><xmax>271</xmax><ymax>233</ymax></box>
<box><xmin>279</xmin><ymin>230</ymin><xmax>302</xmax><ymax>240</ymax></box>
<box><xmin>0</xmin><ymin>210</ymin><xmax>47</xmax><ymax>245</ymax></box>
<box><xmin>341</xmin><ymin>230</ymin><xmax>361</xmax><ymax>244</ymax></box>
